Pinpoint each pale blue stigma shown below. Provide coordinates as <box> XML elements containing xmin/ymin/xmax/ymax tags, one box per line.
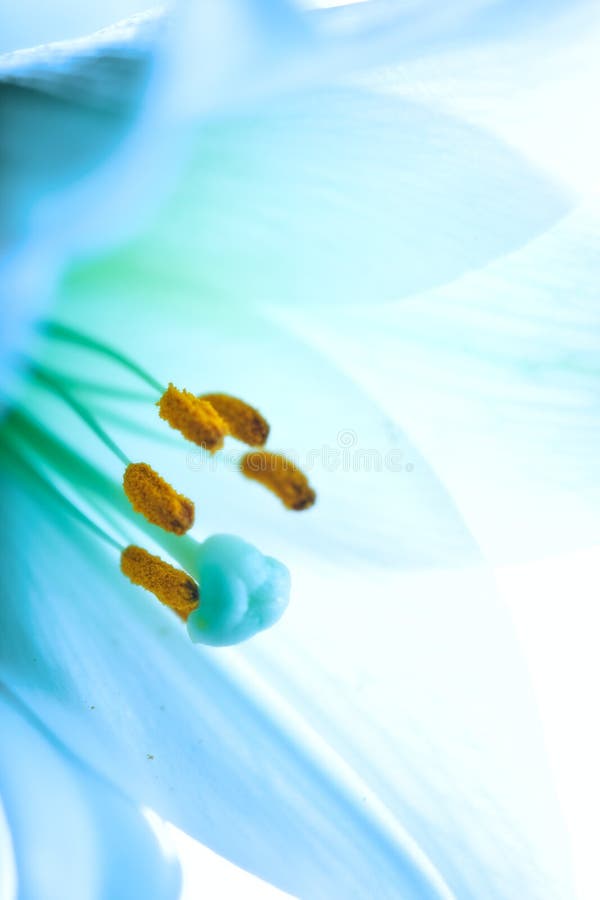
<box><xmin>186</xmin><ymin>535</ymin><xmax>290</xmax><ymax>646</ymax></box>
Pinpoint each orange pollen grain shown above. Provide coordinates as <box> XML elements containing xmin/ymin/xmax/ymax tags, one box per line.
<box><xmin>240</xmin><ymin>451</ymin><xmax>316</xmax><ymax>511</ymax></box>
<box><xmin>199</xmin><ymin>393</ymin><xmax>269</xmax><ymax>447</ymax></box>
<box><xmin>123</xmin><ymin>462</ymin><xmax>194</xmax><ymax>535</ymax></box>
<box><xmin>121</xmin><ymin>545</ymin><xmax>199</xmax><ymax>620</ymax></box>
<box><xmin>157</xmin><ymin>384</ymin><xmax>228</xmax><ymax>453</ymax></box>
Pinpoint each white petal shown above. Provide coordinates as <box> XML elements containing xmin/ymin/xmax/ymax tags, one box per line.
<box><xmin>271</xmin><ymin>201</ymin><xmax>600</xmax><ymax>563</ymax></box>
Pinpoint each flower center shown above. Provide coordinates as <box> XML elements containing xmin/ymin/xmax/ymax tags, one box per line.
<box><xmin>1</xmin><ymin>322</ymin><xmax>316</xmax><ymax>644</ymax></box>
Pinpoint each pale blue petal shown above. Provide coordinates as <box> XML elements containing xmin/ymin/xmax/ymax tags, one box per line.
<box><xmin>0</xmin><ymin>1</ymin><xmax>310</xmax><ymax>394</ymax></box>
<box><xmin>101</xmin><ymin>85</ymin><xmax>569</xmax><ymax>311</ymax></box>
<box><xmin>0</xmin><ymin>315</ymin><xmax>573</xmax><ymax>896</ymax></box>
<box><xmin>0</xmin><ymin>13</ymin><xmax>161</xmax><ymax>395</ymax></box>
<box><xmin>0</xmin><ymin>687</ymin><xmax>180</xmax><ymax>900</ymax></box>
<box><xmin>0</xmin><ymin>467</ymin><xmax>453</xmax><ymax>898</ymax></box>
<box><xmin>0</xmin><ymin>794</ymin><xmax>17</xmax><ymax>900</ymax></box>
<box><xmin>271</xmin><ymin>202</ymin><xmax>600</xmax><ymax>563</ymax></box>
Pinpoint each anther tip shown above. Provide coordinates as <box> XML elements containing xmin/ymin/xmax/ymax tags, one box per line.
<box><xmin>240</xmin><ymin>451</ymin><xmax>316</xmax><ymax>511</ymax></box>
<box><xmin>291</xmin><ymin>488</ymin><xmax>316</xmax><ymax>511</ymax></box>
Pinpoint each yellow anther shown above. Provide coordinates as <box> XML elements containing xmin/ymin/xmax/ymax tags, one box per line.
<box><xmin>240</xmin><ymin>451</ymin><xmax>316</xmax><ymax>511</ymax></box>
<box><xmin>158</xmin><ymin>384</ymin><xmax>228</xmax><ymax>453</ymax></box>
<box><xmin>123</xmin><ymin>462</ymin><xmax>194</xmax><ymax>535</ymax></box>
<box><xmin>200</xmin><ymin>393</ymin><xmax>269</xmax><ymax>447</ymax></box>
<box><xmin>121</xmin><ymin>545</ymin><xmax>199</xmax><ymax>619</ymax></box>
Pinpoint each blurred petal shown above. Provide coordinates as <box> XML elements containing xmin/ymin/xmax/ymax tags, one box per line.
<box><xmin>0</xmin><ymin>2</ymin><xmax>152</xmax><ymax>53</ymax></box>
<box><xmin>0</xmin><ymin>11</ymin><xmax>159</xmax><ymax>250</ymax></box>
<box><xmin>0</xmin><ymin>12</ymin><xmax>161</xmax><ymax>394</ymax></box>
<box><xmin>363</xmin><ymin>0</ymin><xmax>600</xmax><ymax>195</ymax></box>
<box><xmin>97</xmin><ymin>85</ymin><xmax>569</xmax><ymax>311</ymax></box>
<box><xmin>271</xmin><ymin>201</ymin><xmax>600</xmax><ymax>563</ymax></box>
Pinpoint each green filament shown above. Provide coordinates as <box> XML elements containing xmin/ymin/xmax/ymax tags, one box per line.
<box><xmin>0</xmin><ymin>437</ymin><xmax>124</xmax><ymax>553</ymax></box>
<box><xmin>42</xmin><ymin>322</ymin><xmax>165</xmax><ymax>394</ymax></box>
<box><xmin>44</xmin><ymin>374</ymin><xmax>156</xmax><ymax>403</ymax></box>
<box><xmin>31</xmin><ymin>366</ymin><xmax>131</xmax><ymax>467</ymax></box>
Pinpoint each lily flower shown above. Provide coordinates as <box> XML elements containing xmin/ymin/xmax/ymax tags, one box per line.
<box><xmin>2</xmin><ymin>1</ymin><xmax>598</xmax><ymax>898</ymax></box>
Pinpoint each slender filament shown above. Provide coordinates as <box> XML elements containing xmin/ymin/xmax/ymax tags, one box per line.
<box><xmin>42</xmin><ymin>322</ymin><xmax>165</xmax><ymax>393</ymax></box>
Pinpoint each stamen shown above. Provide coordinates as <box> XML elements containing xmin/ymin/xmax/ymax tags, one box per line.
<box><xmin>240</xmin><ymin>451</ymin><xmax>316</xmax><ymax>511</ymax></box>
<box><xmin>158</xmin><ymin>384</ymin><xmax>228</xmax><ymax>453</ymax></box>
<box><xmin>121</xmin><ymin>545</ymin><xmax>199</xmax><ymax>619</ymax></box>
<box><xmin>123</xmin><ymin>463</ymin><xmax>194</xmax><ymax>535</ymax></box>
<box><xmin>199</xmin><ymin>393</ymin><xmax>269</xmax><ymax>447</ymax></box>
